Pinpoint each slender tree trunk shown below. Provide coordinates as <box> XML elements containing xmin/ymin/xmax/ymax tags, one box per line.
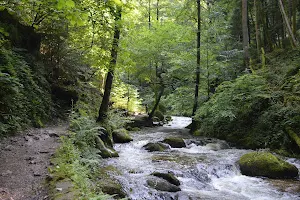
<box><xmin>192</xmin><ymin>0</ymin><xmax>201</xmax><ymax>116</ymax></box>
<box><xmin>148</xmin><ymin>0</ymin><xmax>163</xmax><ymax>120</ymax></box>
<box><xmin>190</xmin><ymin>0</ymin><xmax>201</xmax><ymax>132</ymax></box>
<box><xmin>279</xmin><ymin>0</ymin><xmax>298</xmax><ymax>47</ymax></box>
<box><xmin>206</xmin><ymin>2</ymin><xmax>211</xmax><ymax>100</ymax></box>
<box><xmin>156</xmin><ymin>0</ymin><xmax>159</xmax><ymax>21</ymax></box>
<box><xmin>292</xmin><ymin>0</ymin><xmax>297</xmax><ymax>36</ymax></box>
<box><xmin>148</xmin><ymin>72</ymin><xmax>164</xmax><ymax>120</ymax></box>
<box><xmin>148</xmin><ymin>0</ymin><xmax>151</xmax><ymax>29</ymax></box>
<box><xmin>97</xmin><ymin>7</ymin><xmax>122</xmax><ymax>122</ymax></box>
<box><xmin>254</xmin><ymin>0</ymin><xmax>262</xmax><ymax>58</ymax></box>
<box><xmin>242</xmin><ymin>0</ymin><xmax>250</xmax><ymax>68</ymax></box>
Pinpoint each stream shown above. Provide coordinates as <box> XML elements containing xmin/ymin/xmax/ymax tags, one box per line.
<box><xmin>105</xmin><ymin>117</ymin><xmax>300</xmax><ymax>200</ymax></box>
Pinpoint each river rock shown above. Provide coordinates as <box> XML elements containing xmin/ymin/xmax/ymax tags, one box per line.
<box><xmin>147</xmin><ymin>176</ymin><xmax>181</xmax><ymax>192</ymax></box>
<box><xmin>112</xmin><ymin>129</ymin><xmax>133</xmax><ymax>143</ymax></box>
<box><xmin>98</xmin><ymin>178</ymin><xmax>126</xmax><ymax>198</ymax></box>
<box><xmin>162</xmin><ymin>137</ymin><xmax>186</xmax><ymax>148</ymax></box>
<box><xmin>205</xmin><ymin>141</ymin><xmax>230</xmax><ymax>151</ymax></box>
<box><xmin>151</xmin><ymin>172</ymin><xmax>180</xmax><ymax>186</ymax></box>
<box><xmin>238</xmin><ymin>152</ymin><xmax>299</xmax><ymax>179</ymax></box>
<box><xmin>95</xmin><ymin>136</ymin><xmax>118</xmax><ymax>158</ymax></box>
<box><xmin>98</xmin><ymin>127</ymin><xmax>113</xmax><ymax>147</ymax></box>
<box><xmin>154</xmin><ymin>110</ymin><xmax>164</xmax><ymax>121</ymax></box>
<box><xmin>126</xmin><ymin>115</ymin><xmax>153</xmax><ymax>128</ymax></box>
<box><xmin>143</xmin><ymin>142</ymin><xmax>169</xmax><ymax>152</ymax></box>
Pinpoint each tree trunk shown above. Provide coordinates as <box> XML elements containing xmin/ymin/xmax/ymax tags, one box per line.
<box><xmin>292</xmin><ymin>0</ymin><xmax>297</xmax><ymax>36</ymax></box>
<box><xmin>192</xmin><ymin>0</ymin><xmax>201</xmax><ymax>116</ymax></box>
<box><xmin>279</xmin><ymin>0</ymin><xmax>298</xmax><ymax>47</ymax></box>
<box><xmin>97</xmin><ymin>7</ymin><xmax>122</xmax><ymax>122</ymax></box>
<box><xmin>148</xmin><ymin>0</ymin><xmax>151</xmax><ymax>29</ymax></box>
<box><xmin>148</xmin><ymin>0</ymin><xmax>163</xmax><ymax>120</ymax></box>
<box><xmin>242</xmin><ymin>0</ymin><xmax>250</xmax><ymax>68</ymax></box>
<box><xmin>156</xmin><ymin>0</ymin><xmax>159</xmax><ymax>21</ymax></box>
<box><xmin>254</xmin><ymin>0</ymin><xmax>262</xmax><ymax>58</ymax></box>
<box><xmin>148</xmin><ymin>71</ymin><xmax>164</xmax><ymax>120</ymax></box>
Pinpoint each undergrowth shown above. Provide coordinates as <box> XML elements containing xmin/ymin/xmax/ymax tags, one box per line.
<box><xmin>0</xmin><ymin>48</ymin><xmax>53</xmax><ymax>135</ymax></box>
<box><xmin>49</xmin><ymin>114</ymin><xmax>110</xmax><ymax>199</ymax></box>
<box><xmin>49</xmin><ymin>109</ymin><xmax>129</xmax><ymax>199</ymax></box>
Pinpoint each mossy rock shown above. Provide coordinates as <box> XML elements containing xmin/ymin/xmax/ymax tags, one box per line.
<box><xmin>147</xmin><ymin>177</ymin><xmax>181</xmax><ymax>192</ymax></box>
<box><xmin>151</xmin><ymin>172</ymin><xmax>180</xmax><ymax>186</ymax></box>
<box><xmin>154</xmin><ymin>110</ymin><xmax>164</xmax><ymax>121</ymax></box>
<box><xmin>238</xmin><ymin>152</ymin><xmax>299</xmax><ymax>179</ymax></box>
<box><xmin>100</xmin><ymin>147</ymin><xmax>119</xmax><ymax>158</ymax></box>
<box><xmin>143</xmin><ymin>142</ymin><xmax>169</xmax><ymax>152</ymax></box>
<box><xmin>112</xmin><ymin>129</ymin><xmax>133</xmax><ymax>143</ymax></box>
<box><xmin>162</xmin><ymin>137</ymin><xmax>186</xmax><ymax>148</ymax></box>
<box><xmin>165</xmin><ymin>116</ymin><xmax>172</xmax><ymax>122</ymax></box>
<box><xmin>98</xmin><ymin>127</ymin><xmax>113</xmax><ymax>148</ymax></box>
<box><xmin>127</xmin><ymin>127</ymin><xmax>141</xmax><ymax>132</ymax></box>
<box><xmin>98</xmin><ymin>179</ymin><xmax>126</xmax><ymax>199</ymax></box>
<box><xmin>95</xmin><ymin>136</ymin><xmax>119</xmax><ymax>158</ymax></box>
<box><xmin>97</xmin><ymin>165</ymin><xmax>126</xmax><ymax>199</ymax></box>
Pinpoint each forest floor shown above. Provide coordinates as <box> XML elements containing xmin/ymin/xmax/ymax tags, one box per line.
<box><xmin>0</xmin><ymin>122</ymin><xmax>68</xmax><ymax>200</ymax></box>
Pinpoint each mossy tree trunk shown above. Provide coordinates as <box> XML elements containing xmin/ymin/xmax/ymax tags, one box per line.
<box><xmin>254</xmin><ymin>0</ymin><xmax>262</xmax><ymax>58</ymax></box>
<box><xmin>242</xmin><ymin>0</ymin><xmax>250</xmax><ymax>68</ymax></box>
<box><xmin>97</xmin><ymin>6</ymin><xmax>122</xmax><ymax>122</ymax></box>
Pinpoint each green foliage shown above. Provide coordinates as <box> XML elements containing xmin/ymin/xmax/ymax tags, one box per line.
<box><xmin>0</xmin><ymin>48</ymin><xmax>52</xmax><ymax>135</ymax></box>
<box><xmin>50</xmin><ymin>114</ymin><xmax>111</xmax><ymax>199</ymax></box>
<box><xmin>69</xmin><ymin>113</ymin><xmax>102</xmax><ymax>162</ymax></box>
<box><xmin>195</xmin><ymin>47</ymin><xmax>300</xmax><ymax>154</ymax></box>
<box><xmin>101</xmin><ymin>109</ymin><xmax>132</xmax><ymax>133</ymax></box>
<box><xmin>111</xmin><ymin>78</ymin><xmax>143</xmax><ymax>113</ymax></box>
<box><xmin>196</xmin><ymin>74</ymin><xmax>270</xmax><ymax>135</ymax></box>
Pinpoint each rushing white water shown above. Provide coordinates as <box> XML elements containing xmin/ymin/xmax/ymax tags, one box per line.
<box><xmin>105</xmin><ymin>117</ymin><xmax>300</xmax><ymax>200</ymax></box>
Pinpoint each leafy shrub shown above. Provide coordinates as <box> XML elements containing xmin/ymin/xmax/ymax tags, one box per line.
<box><xmin>195</xmin><ymin>74</ymin><xmax>270</xmax><ymax>139</ymax></box>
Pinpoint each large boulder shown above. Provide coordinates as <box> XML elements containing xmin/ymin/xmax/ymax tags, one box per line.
<box><xmin>238</xmin><ymin>152</ymin><xmax>299</xmax><ymax>179</ymax></box>
<box><xmin>151</xmin><ymin>172</ymin><xmax>180</xmax><ymax>186</ymax></box>
<box><xmin>112</xmin><ymin>129</ymin><xmax>133</xmax><ymax>143</ymax></box>
<box><xmin>143</xmin><ymin>142</ymin><xmax>169</xmax><ymax>152</ymax></box>
<box><xmin>147</xmin><ymin>177</ymin><xmax>181</xmax><ymax>192</ymax></box>
<box><xmin>162</xmin><ymin>137</ymin><xmax>186</xmax><ymax>148</ymax></box>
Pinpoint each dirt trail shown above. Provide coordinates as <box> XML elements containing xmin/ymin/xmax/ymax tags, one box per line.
<box><xmin>0</xmin><ymin>123</ymin><xmax>68</xmax><ymax>200</ymax></box>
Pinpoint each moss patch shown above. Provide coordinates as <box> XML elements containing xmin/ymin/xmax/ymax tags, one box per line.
<box><xmin>238</xmin><ymin>152</ymin><xmax>299</xmax><ymax>179</ymax></box>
